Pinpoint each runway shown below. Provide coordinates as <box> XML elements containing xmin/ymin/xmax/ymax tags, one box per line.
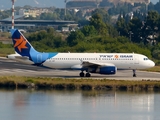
<box><xmin>0</xmin><ymin>57</ymin><xmax>160</xmax><ymax>80</ymax></box>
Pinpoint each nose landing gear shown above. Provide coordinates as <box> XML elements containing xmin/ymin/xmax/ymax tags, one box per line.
<box><xmin>133</xmin><ymin>69</ymin><xmax>136</xmax><ymax>77</ymax></box>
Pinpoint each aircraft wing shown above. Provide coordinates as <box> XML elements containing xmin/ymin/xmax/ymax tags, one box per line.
<box><xmin>71</xmin><ymin>61</ymin><xmax>115</xmax><ymax>70</ymax></box>
<box><xmin>82</xmin><ymin>61</ymin><xmax>115</xmax><ymax>68</ymax></box>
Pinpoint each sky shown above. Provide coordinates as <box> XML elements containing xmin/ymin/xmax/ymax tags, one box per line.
<box><xmin>0</xmin><ymin>0</ymin><xmax>65</xmax><ymax>9</ymax></box>
<box><xmin>0</xmin><ymin>0</ymin><xmax>159</xmax><ymax>10</ymax></box>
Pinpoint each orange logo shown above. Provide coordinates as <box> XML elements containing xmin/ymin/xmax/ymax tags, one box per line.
<box><xmin>115</xmin><ymin>55</ymin><xmax>119</xmax><ymax>59</ymax></box>
<box><xmin>14</xmin><ymin>36</ymin><xmax>27</xmax><ymax>52</ymax></box>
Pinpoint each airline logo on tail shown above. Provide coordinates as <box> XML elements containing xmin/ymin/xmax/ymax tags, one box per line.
<box><xmin>10</xmin><ymin>29</ymin><xmax>58</xmax><ymax>65</ymax></box>
<box><xmin>14</xmin><ymin>36</ymin><xmax>28</xmax><ymax>52</ymax></box>
<box><xmin>11</xmin><ymin>29</ymin><xmax>33</xmax><ymax>57</ymax></box>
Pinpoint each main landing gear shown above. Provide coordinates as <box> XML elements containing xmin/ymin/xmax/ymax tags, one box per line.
<box><xmin>133</xmin><ymin>69</ymin><xmax>136</xmax><ymax>77</ymax></box>
<box><xmin>79</xmin><ymin>71</ymin><xmax>91</xmax><ymax>77</ymax></box>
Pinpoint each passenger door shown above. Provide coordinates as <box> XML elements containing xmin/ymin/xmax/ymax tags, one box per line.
<box><xmin>134</xmin><ymin>55</ymin><xmax>139</xmax><ymax>66</ymax></box>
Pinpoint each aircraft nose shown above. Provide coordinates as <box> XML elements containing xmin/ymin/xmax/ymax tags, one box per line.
<box><xmin>150</xmin><ymin>60</ymin><xmax>155</xmax><ymax>67</ymax></box>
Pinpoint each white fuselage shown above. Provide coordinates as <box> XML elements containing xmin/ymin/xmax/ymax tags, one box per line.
<box><xmin>41</xmin><ymin>53</ymin><xmax>155</xmax><ymax>70</ymax></box>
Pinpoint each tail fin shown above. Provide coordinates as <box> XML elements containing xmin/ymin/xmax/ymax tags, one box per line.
<box><xmin>10</xmin><ymin>29</ymin><xmax>58</xmax><ymax>64</ymax></box>
<box><xmin>11</xmin><ymin>29</ymin><xmax>38</xmax><ymax>57</ymax></box>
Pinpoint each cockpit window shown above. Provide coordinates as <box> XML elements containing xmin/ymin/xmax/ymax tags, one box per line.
<box><xmin>144</xmin><ymin>58</ymin><xmax>149</xmax><ymax>60</ymax></box>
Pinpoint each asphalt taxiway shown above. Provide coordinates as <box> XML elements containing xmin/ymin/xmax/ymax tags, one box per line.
<box><xmin>0</xmin><ymin>57</ymin><xmax>160</xmax><ymax>80</ymax></box>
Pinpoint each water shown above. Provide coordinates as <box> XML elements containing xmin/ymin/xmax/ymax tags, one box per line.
<box><xmin>0</xmin><ymin>90</ymin><xmax>160</xmax><ymax>120</ymax></box>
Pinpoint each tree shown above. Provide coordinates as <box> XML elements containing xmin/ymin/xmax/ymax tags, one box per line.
<box><xmin>116</xmin><ymin>18</ymin><xmax>129</xmax><ymax>37</ymax></box>
<box><xmin>67</xmin><ymin>30</ymin><xmax>84</xmax><ymax>46</ymax></box>
<box><xmin>146</xmin><ymin>11</ymin><xmax>159</xmax><ymax>30</ymax></box>
<box><xmin>106</xmin><ymin>24</ymin><xmax>119</xmax><ymax>37</ymax></box>
<box><xmin>81</xmin><ymin>25</ymin><xmax>97</xmax><ymax>37</ymax></box>
<box><xmin>92</xmin><ymin>8</ymin><xmax>111</xmax><ymax>23</ymax></box>
<box><xmin>27</xmin><ymin>30</ymin><xmax>47</xmax><ymax>42</ymax></box>
<box><xmin>89</xmin><ymin>13</ymin><xmax>108</xmax><ymax>36</ymax></box>
<box><xmin>128</xmin><ymin>17</ymin><xmax>143</xmax><ymax>43</ymax></box>
<box><xmin>142</xmin><ymin>11</ymin><xmax>160</xmax><ymax>44</ymax></box>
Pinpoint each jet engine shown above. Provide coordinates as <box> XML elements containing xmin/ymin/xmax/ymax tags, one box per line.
<box><xmin>91</xmin><ymin>66</ymin><xmax>117</xmax><ymax>75</ymax></box>
<box><xmin>99</xmin><ymin>66</ymin><xmax>117</xmax><ymax>74</ymax></box>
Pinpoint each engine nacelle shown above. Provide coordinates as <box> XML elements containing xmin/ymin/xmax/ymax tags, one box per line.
<box><xmin>99</xmin><ymin>66</ymin><xmax>117</xmax><ymax>74</ymax></box>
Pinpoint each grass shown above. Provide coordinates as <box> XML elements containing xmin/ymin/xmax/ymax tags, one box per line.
<box><xmin>0</xmin><ymin>48</ymin><xmax>14</xmax><ymax>57</ymax></box>
<box><xmin>143</xmin><ymin>66</ymin><xmax>160</xmax><ymax>72</ymax></box>
<box><xmin>0</xmin><ymin>76</ymin><xmax>160</xmax><ymax>86</ymax></box>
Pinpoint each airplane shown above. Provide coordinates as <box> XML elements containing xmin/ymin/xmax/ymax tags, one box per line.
<box><xmin>7</xmin><ymin>29</ymin><xmax>155</xmax><ymax>77</ymax></box>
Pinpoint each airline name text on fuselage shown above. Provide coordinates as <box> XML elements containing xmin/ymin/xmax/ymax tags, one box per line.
<box><xmin>99</xmin><ymin>55</ymin><xmax>133</xmax><ymax>58</ymax></box>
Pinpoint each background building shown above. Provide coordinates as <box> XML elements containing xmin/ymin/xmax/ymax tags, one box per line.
<box><xmin>0</xmin><ymin>16</ymin><xmax>77</xmax><ymax>32</ymax></box>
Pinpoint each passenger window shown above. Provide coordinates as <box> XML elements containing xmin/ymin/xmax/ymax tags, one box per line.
<box><xmin>144</xmin><ymin>58</ymin><xmax>148</xmax><ymax>60</ymax></box>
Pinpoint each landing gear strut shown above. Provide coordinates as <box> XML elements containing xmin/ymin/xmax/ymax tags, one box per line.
<box><xmin>133</xmin><ymin>69</ymin><xmax>136</xmax><ymax>77</ymax></box>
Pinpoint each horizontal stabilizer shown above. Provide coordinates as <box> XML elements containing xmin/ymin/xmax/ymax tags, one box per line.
<box><xmin>15</xmin><ymin>56</ymin><xmax>29</xmax><ymax>60</ymax></box>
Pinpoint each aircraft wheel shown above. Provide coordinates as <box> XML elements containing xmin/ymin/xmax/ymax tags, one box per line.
<box><xmin>80</xmin><ymin>72</ymin><xmax>85</xmax><ymax>77</ymax></box>
<box><xmin>133</xmin><ymin>70</ymin><xmax>136</xmax><ymax>77</ymax></box>
<box><xmin>133</xmin><ymin>74</ymin><xmax>136</xmax><ymax>77</ymax></box>
<box><xmin>86</xmin><ymin>72</ymin><xmax>91</xmax><ymax>77</ymax></box>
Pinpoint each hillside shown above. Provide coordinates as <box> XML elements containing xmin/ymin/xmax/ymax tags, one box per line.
<box><xmin>108</xmin><ymin>0</ymin><xmax>150</xmax><ymax>4</ymax></box>
<box><xmin>67</xmin><ymin>0</ymin><xmax>150</xmax><ymax>8</ymax></box>
<box><xmin>0</xmin><ymin>0</ymin><xmax>157</xmax><ymax>10</ymax></box>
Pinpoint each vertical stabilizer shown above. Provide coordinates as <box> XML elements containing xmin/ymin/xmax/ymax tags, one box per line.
<box><xmin>10</xmin><ymin>29</ymin><xmax>58</xmax><ymax>65</ymax></box>
<box><xmin>11</xmin><ymin>29</ymin><xmax>38</xmax><ymax>57</ymax></box>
